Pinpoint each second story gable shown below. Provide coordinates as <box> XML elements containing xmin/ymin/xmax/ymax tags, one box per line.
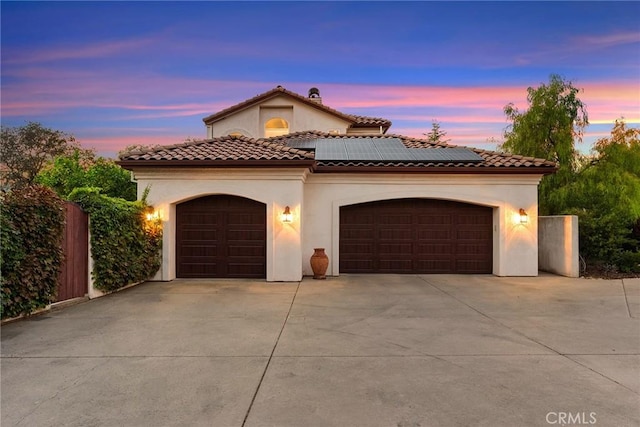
<box><xmin>202</xmin><ymin>86</ymin><xmax>392</xmax><ymax>139</ymax></box>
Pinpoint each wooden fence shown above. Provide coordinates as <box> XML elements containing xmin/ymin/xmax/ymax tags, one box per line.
<box><xmin>56</xmin><ymin>202</ymin><xmax>89</xmax><ymax>302</ymax></box>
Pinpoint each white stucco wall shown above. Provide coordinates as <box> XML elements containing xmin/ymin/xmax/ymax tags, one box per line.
<box><xmin>302</xmin><ymin>174</ymin><xmax>541</xmax><ymax>277</ymax></box>
<box><xmin>134</xmin><ymin>168</ymin><xmax>543</xmax><ymax>281</ymax></box>
<box><xmin>135</xmin><ymin>168</ymin><xmax>309</xmax><ymax>282</ymax></box>
<box><xmin>209</xmin><ymin>95</ymin><xmax>352</xmax><ymax>138</ymax></box>
<box><xmin>538</xmin><ymin>215</ymin><xmax>579</xmax><ymax>277</ymax></box>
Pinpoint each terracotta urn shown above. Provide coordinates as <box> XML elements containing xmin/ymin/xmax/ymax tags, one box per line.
<box><xmin>310</xmin><ymin>248</ymin><xmax>329</xmax><ymax>279</ymax></box>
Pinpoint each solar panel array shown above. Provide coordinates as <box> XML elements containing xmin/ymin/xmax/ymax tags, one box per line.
<box><xmin>300</xmin><ymin>138</ymin><xmax>483</xmax><ymax>162</ymax></box>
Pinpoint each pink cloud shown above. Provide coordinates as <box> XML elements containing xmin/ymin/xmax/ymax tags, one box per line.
<box><xmin>3</xmin><ymin>71</ymin><xmax>637</xmax><ymax>124</ymax></box>
<box><xmin>322</xmin><ymin>84</ymin><xmax>527</xmax><ymax>110</ymax></box>
<box><xmin>3</xmin><ymin>38</ymin><xmax>156</xmax><ymax>65</ymax></box>
<box><xmin>574</xmin><ymin>31</ymin><xmax>640</xmax><ymax>48</ymax></box>
<box><xmin>3</xmin><ymin>75</ymin><xmax>637</xmax><ymax>158</ymax></box>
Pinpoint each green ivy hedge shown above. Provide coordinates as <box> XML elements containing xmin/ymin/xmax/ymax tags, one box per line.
<box><xmin>1</xmin><ymin>186</ymin><xmax>65</xmax><ymax>319</ymax></box>
<box><xmin>68</xmin><ymin>187</ymin><xmax>161</xmax><ymax>292</ymax></box>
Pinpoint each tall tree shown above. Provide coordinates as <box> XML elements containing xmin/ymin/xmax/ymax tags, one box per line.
<box><xmin>0</xmin><ymin>122</ymin><xmax>84</xmax><ymax>189</ymax></box>
<box><xmin>499</xmin><ymin>74</ymin><xmax>589</xmax><ymax>213</ymax></box>
<box><xmin>37</xmin><ymin>149</ymin><xmax>137</xmax><ymax>201</ymax></box>
<box><xmin>547</xmin><ymin>119</ymin><xmax>640</xmax><ymax>270</ymax></box>
<box><xmin>424</xmin><ymin>120</ymin><xmax>451</xmax><ymax>144</ymax></box>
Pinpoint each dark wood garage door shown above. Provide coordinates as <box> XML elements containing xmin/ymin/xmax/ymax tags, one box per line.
<box><xmin>176</xmin><ymin>195</ymin><xmax>266</xmax><ymax>278</ymax></box>
<box><xmin>340</xmin><ymin>199</ymin><xmax>493</xmax><ymax>274</ymax></box>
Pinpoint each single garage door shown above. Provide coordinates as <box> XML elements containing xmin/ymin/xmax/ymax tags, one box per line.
<box><xmin>340</xmin><ymin>199</ymin><xmax>493</xmax><ymax>274</ymax></box>
<box><xmin>176</xmin><ymin>195</ymin><xmax>266</xmax><ymax>278</ymax></box>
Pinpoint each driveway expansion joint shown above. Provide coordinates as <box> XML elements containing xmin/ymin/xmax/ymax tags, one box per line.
<box><xmin>621</xmin><ymin>278</ymin><xmax>634</xmax><ymax>318</ymax></box>
<box><xmin>241</xmin><ymin>280</ymin><xmax>301</xmax><ymax>427</ymax></box>
<box><xmin>419</xmin><ymin>276</ymin><xmax>640</xmax><ymax>396</ymax></box>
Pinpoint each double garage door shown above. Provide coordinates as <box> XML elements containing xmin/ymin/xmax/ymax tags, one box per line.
<box><xmin>340</xmin><ymin>199</ymin><xmax>493</xmax><ymax>274</ymax></box>
<box><xmin>176</xmin><ymin>196</ymin><xmax>492</xmax><ymax>278</ymax></box>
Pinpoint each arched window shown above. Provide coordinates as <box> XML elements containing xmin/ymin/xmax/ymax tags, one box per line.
<box><xmin>264</xmin><ymin>118</ymin><xmax>289</xmax><ymax>137</ymax></box>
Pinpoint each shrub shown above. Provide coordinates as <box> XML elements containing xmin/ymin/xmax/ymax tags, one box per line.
<box><xmin>1</xmin><ymin>186</ymin><xmax>65</xmax><ymax>319</ymax></box>
<box><xmin>68</xmin><ymin>187</ymin><xmax>161</xmax><ymax>292</ymax></box>
<box><xmin>615</xmin><ymin>251</ymin><xmax>640</xmax><ymax>274</ymax></box>
<box><xmin>36</xmin><ymin>149</ymin><xmax>136</xmax><ymax>201</ymax></box>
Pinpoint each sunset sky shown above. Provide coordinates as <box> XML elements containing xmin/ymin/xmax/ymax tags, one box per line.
<box><xmin>2</xmin><ymin>1</ymin><xmax>639</xmax><ymax>158</ymax></box>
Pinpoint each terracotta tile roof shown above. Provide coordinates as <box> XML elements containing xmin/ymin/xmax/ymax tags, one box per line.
<box><xmin>201</xmin><ymin>86</ymin><xmax>391</xmax><ymax>130</ymax></box>
<box><xmin>118</xmin><ymin>135</ymin><xmax>314</xmax><ymax>162</ymax></box>
<box><xmin>348</xmin><ymin>114</ymin><xmax>391</xmax><ymax>127</ymax></box>
<box><xmin>118</xmin><ymin>132</ymin><xmax>556</xmax><ymax>174</ymax></box>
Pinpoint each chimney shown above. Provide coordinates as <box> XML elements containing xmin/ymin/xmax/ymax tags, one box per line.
<box><xmin>308</xmin><ymin>87</ymin><xmax>322</xmax><ymax>104</ymax></box>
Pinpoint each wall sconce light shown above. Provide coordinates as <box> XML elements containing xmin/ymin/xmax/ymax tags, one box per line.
<box><xmin>518</xmin><ymin>208</ymin><xmax>528</xmax><ymax>224</ymax></box>
<box><xmin>145</xmin><ymin>210</ymin><xmax>161</xmax><ymax>222</ymax></box>
<box><xmin>281</xmin><ymin>206</ymin><xmax>293</xmax><ymax>223</ymax></box>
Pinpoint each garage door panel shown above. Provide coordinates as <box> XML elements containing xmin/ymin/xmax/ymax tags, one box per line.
<box><xmin>456</xmin><ymin>260</ymin><xmax>490</xmax><ymax>273</ymax></box>
<box><xmin>341</xmin><ymin>260</ymin><xmax>375</xmax><ymax>272</ymax></box>
<box><xmin>380</xmin><ymin>214</ymin><xmax>412</xmax><ymax>225</ymax></box>
<box><xmin>181</xmin><ymin>245</ymin><xmax>218</xmax><ymax>256</ymax></box>
<box><xmin>343</xmin><ymin>228</ymin><xmax>374</xmax><ymax>239</ymax></box>
<box><xmin>417</xmin><ymin>243</ymin><xmax>453</xmax><ymax>254</ymax></box>
<box><xmin>416</xmin><ymin>259</ymin><xmax>453</xmax><ymax>272</ymax></box>
<box><xmin>227</xmin><ymin>229</ymin><xmax>264</xmax><ymax>241</ymax></box>
<box><xmin>227</xmin><ymin>263</ymin><xmax>265</xmax><ymax>277</ymax></box>
<box><xmin>180</xmin><ymin>262</ymin><xmax>220</xmax><ymax>277</ymax></box>
<box><xmin>417</xmin><ymin>214</ymin><xmax>452</xmax><ymax>225</ymax></box>
<box><xmin>340</xmin><ymin>198</ymin><xmax>492</xmax><ymax>274</ymax></box>
<box><xmin>181</xmin><ymin>212</ymin><xmax>221</xmax><ymax>225</ymax></box>
<box><xmin>457</xmin><ymin>229</ymin><xmax>491</xmax><ymax>240</ymax></box>
<box><xmin>378</xmin><ymin>260</ymin><xmax>413</xmax><ymax>272</ymax></box>
<box><xmin>227</xmin><ymin>244</ymin><xmax>265</xmax><ymax>257</ymax></box>
<box><xmin>378</xmin><ymin>243</ymin><xmax>412</xmax><ymax>254</ymax></box>
<box><xmin>229</xmin><ymin>213</ymin><xmax>265</xmax><ymax>226</ymax></box>
<box><xmin>418</xmin><ymin>230</ymin><xmax>453</xmax><ymax>240</ymax></box>
<box><xmin>181</xmin><ymin>230</ymin><xmax>219</xmax><ymax>241</ymax></box>
<box><xmin>341</xmin><ymin>243</ymin><xmax>375</xmax><ymax>254</ymax></box>
<box><xmin>176</xmin><ymin>195</ymin><xmax>266</xmax><ymax>278</ymax></box>
<box><xmin>379</xmin><ymin>229</ymin><xmax>413</xmax><ymax>240</ymax></box>
<box><xmin>342</xmin><ymin>212</ymin><xmax>374</xmax><ymax>224</ymax></box>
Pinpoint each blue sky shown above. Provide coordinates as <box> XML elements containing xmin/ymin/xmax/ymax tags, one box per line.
<box><xmin>2</xmin><ymin>1</ymin><xmax>639</xmax><ymax>158</ymax></box>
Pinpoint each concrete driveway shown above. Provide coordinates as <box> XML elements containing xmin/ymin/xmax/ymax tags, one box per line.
<box><xmin>2</xmin><ymin>274</ymin><xmax>639</xmax><ymax>427</ymax></box>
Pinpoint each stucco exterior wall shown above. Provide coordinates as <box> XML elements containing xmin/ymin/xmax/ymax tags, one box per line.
<box><xmin>209</xmin><ymin>95</ymin><xmax>351</xmax><ymax>138</ymax></box>
<box><xmin>134</xmin><ymin>168</ymin><xmax>309</xmax><ymax>282</ymax></box>
<box><xmin>303</xmin><ymin>174</ymin><xmax>541</xmax><ymax>277</ymax></box>
<box><xmin>538</xmin><ymin>215</ymin><xmax>579</xmax><ymax>277</ymax></box>
<box><xmin>134</xmin><ymin>168</ymin><xmax>542</xmax><ymax>281</ymax></box>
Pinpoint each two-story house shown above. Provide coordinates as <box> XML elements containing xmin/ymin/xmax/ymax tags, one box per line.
<box><xmin>118</xmin><ymin>86</ymin><xmax>555</xmax><ymax>282</ymax></box>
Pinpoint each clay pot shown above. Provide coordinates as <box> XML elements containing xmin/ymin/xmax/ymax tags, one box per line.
<box><xmin>310</xmin><ymin>248</ymin><xmax>329</xmax><ymax>279</ymax></box>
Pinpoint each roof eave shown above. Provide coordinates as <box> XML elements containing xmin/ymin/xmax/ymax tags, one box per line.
<box><xmin>117</xmin><ymin>159</ymin><xmax>316</xmax><ymax>170</ymax></box>
<box><xmin>313</xmin><ymin>165</ymin><xmax>558</xmax><ymax>175</ymax></box>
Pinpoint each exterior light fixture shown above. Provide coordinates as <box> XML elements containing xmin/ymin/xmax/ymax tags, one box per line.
<box><xmin>281</xmin><ymin>206</ymin><xmax>293</xmax><ymax>223</ymax></box>
<box><xmin>146</xmin><ymin>210</ymin><xmax>161</xmax><ymax>222</ymax></box>
<box><xmin>519</xmin><ymin>208</ymin><xmax>528</xmax><ymax>224</ymax></box>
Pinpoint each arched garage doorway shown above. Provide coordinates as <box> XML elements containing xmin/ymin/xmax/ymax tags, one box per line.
<box><xmin>176</xmin><ymin>195</ymin><xmax>266</xmax><ymax>278</ymax></box>
<box><xmin>340</xmin><ymin>198</ymin><xmax>493</xmax><ymax>274</ymax></box>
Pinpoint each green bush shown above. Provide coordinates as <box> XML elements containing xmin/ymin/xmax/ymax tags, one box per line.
<box><xmin>1</xmin><ymin>186</ymin><xmax>65</xmax><ymax>319</ymax></box>
<box><xmin>36</xmin><ymin>150</ymin><xmax>137</xmax><ymax>201</ymax></box>
<box><xmin>546</xmin><ymin>120</ymin><xmax>640</xmax><ymax>274</ymax></box>
<box><xmin>615</xmin><ymin>251</ymin><xmax>640</xmax><ymax>274</ymax></box>
<box><xmin>68</xmin><ymin>187</ymin><xmax>161</xmax><ymax>292</ymax></box>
